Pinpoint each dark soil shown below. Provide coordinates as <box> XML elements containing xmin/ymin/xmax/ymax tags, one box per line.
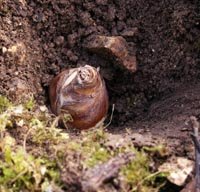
<box><xmin>1</xmin><ymin>0</ymin><xmax>200</xmax><ymax>184</ymax></box>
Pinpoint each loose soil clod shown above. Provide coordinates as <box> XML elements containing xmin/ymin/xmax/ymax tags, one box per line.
<box><xmin>84</xmin><ymin>35</ymin><xmax>137</xmax><ymax>73</ymax></box>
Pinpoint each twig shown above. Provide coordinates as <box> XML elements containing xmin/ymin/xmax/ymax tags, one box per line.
<box><xmin>10</xmin><ymin>169</ymin><xmax>27</xmax><ymax>184</ymax></box>
<box><xmin>190</xmin><ymin>116</ymin><xmax>200</xmax><ymax>192</ymax></box>
<box><xmin>104</xmin><ymin>104</ymin><xmax>115</xmax><ymax>129</ymax></box>
<box><xmin>23</xmin><ymin>128</ymin><xmax>32</xmax><ymax>153</ymax></box>
<box><xmin>81</xmin><ymin>152</ymin><xmax>135</xmax><ymax>192</ymax></box>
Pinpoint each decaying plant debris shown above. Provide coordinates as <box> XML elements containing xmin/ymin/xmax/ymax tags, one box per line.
<box><xmin>81</xmin><ymin>152</ymin><xmax>136</xmax><ymax>191</ymax></box>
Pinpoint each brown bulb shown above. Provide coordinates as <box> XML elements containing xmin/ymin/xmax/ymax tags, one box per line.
<box><xmin>49</xmin><ymin>65</ymin><xmax>109</xmax><ymax>130</ymax></box>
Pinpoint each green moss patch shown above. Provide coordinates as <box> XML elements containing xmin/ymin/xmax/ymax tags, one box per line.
<box><xmin>0</xmin><ymin>96</ymin><xmax>168</xmax><ymax>192</ymax></box>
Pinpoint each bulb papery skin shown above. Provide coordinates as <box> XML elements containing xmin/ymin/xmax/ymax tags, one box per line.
<box><xmin>49</xmin><ymin>65</ymin><xmax>109</xmax><ymax>130</ymax></box>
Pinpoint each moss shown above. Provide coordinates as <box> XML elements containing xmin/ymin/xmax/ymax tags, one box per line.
<box><xmin>60</xmin><ymin>129</ymin><xmax>111</xmax><ymax>167</ymax></box>
<box><xmin>121</xmin><ymin>149</ymin><xmax>154</xmax><ymax>191</ymax></box>
<box><xmin>24</xmin><ymin>97</ymin><xmax>35</xmax><ymax>111</ymax></box>
<box><xmin>29</xmin><ymin>117</ymin><xmax>69</xmax><ymax>145</ymax></box>
<box><xmin>83</xmin><ymin>142</ymin><xmax>111</xmax><ymax>167</ymax></box>
<box><xmin>121</xmin><ymin>148</ymin><xmax>168</xmax><ymax>192</ymax></box>
<box><xmin>0</xmin><ymin>95</ymin><xmax>12</xmax><ymax>114</ymax></box>
<box><xmin>143</xmin><ymin>144</ymin><xmax>169</xmax><ymax>157</ymax></box>
<box><xmin>0</xmin><ymin>97</ymin><xmax>67</xmax><ymax>191</ymax></box>
<box><xmin>0</xmin><ymin>96</ymin><xmax>168</xmax><ymax>191</ymax></box>
<box><xmin>0</xmin><ymin>136</ymin><xmax>61</xmax><ymax>192</ymax></box>
<box><xmin>0</xmin><ymin>110</ymin><xmax>13</xmax><ymax>139</ymax></box>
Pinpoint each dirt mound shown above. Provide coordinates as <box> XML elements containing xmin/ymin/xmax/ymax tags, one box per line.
<box><xmin>0</xmin><ymin>0</ymin><xmax>200</xmax><ymax>155</ymax></box>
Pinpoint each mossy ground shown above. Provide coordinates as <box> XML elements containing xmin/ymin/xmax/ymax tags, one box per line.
<box><xmin>0</xmin><ymin>96</ymin><xmax>168</xmax><ymax>192</ymax></box>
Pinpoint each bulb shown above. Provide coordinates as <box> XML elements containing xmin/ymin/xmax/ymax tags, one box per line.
<box><xmin>49</xmin><ymin>65</ymin><xmax>109</xmax><ymax>130</ymax></box>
